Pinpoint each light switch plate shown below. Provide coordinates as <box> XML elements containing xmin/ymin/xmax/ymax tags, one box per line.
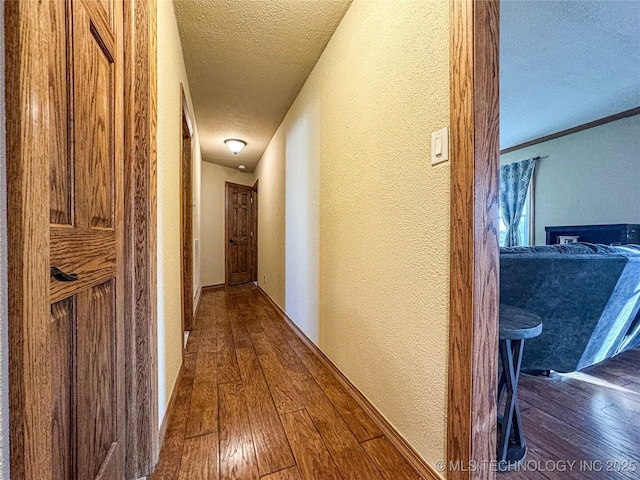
<box><xmin>431</xmin><ymin>126</ymin><xmax>449</xmax><ymax>166</ymax></box>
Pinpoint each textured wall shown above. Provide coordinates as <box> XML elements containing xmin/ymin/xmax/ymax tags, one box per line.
<box><xmin>284</xmin><ymin>102</ymin><xmax>320</xmax><ymax>343</ymax></box>
<box><xmin>0</xmin><ymin>4</ymin><xmax>9</xmax><ymax>478</ymax></box>
<box><xmin>193</xmin><ymin>136</ymin><xmax>202</xmax><ymax>308</ymax></box>
<box><xmin>501</xmin><ymin>115</ymin><xmax>640</xmax><ymax>244</ymax></box>
<box><xmin>157</xmin><ymin>0</ymin><xmax>202</xmax><ymax>426</ymax></box>
<box><xmin>254</xmin><ymin>130</ymin><xmax>286</xmax><ymax>308</ymax></box>
<box><xmin>253</xmin><ymin>0</ymin><xmax>450</xmax><ymax>468</ymax></box>
<box><xmin>200</xmin><ymin>162</ymin><xmax>254</xmax><ymax>286</ymax></box>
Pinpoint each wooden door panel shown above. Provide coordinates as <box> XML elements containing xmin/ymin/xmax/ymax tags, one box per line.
<box><xmin>226</xmin><ymin>184</ymin><xmax>254</xmax><ymax>285</ymax></box>
<box><xmin>9</xmin><ymin>0</ymin><xmax>125</xmax><ymax>477</ymax></box>
<box><xmin>49</xmin><ymin>0</ymin><xmax>124</xmax><ymax>478</ymax></box>
<box><xmin>50</xmin><ymin>227</ymin><xmax>116</xmax><ymax>303</ymax></box>
<box><xmin>77</xmin><ymin>280</ymin><xmax>118</xmax><ymax>480</ymax></box>
<box><xmin>49</xmin><ymin>0</ymin><xmax>72</xmax><ymax>226</ymax></box>
<box><xmin>70</xmin><ymin>2</ymin><xmax>124</xmax><ymax>478</ymax></box>
<box><xmin>51</xmin><ymin>298</ymin><xmax>75</xmax><ymax>480</ymax></box>
<box><xmin>238</xmin><ymin>245</ymin><xmax>247</xmax><ymax>271</ymax></box>
<box><xmin>97</xmin><ymin>0</ymin><xmax>113</xmax><ymax>27</ymax></box>
<box><xmin>74</xmin><ymin>0</ymin><xmax>116</xmax><ymax>230</ymax></box>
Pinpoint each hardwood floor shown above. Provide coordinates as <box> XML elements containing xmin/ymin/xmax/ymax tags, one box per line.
<box><xmin>499</xmin><ymin>346</ymin><xmax>640</xmax><ymax>480</ymax></box>
<box><xmin>150</xmin><ymin>284</ymin><xmax>421</xmax><ymax>480</ymax></box>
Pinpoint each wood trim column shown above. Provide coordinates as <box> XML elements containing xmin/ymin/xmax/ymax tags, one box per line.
<box><xmin>179</xmin><ymin>84</ymin><xmax>194</xmax><ymax>339</ymax></box>
<box><xmin>448</xmin><ymin>0</ymin><xmax>500</xmax><ymax>479</ymax></box>
<box><xmin>123</xmin><ymin>0</ymin><xmax>159</xmax><ymax>476</ymax></box>
<box><xmin>6</xmin><ymin>0</ymin><xmax>54</xmax><ymax>477</ymax></box>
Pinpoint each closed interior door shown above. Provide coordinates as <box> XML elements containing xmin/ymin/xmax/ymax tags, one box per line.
<box><xmin>49</xmin><ymin>0</ymin><xmax>125</xmax><ymax>478</ymax></box>
<box><xmin>226</xmin><ymin>183</ymin><xmax>255</xmax><ymax>285</ymax></box>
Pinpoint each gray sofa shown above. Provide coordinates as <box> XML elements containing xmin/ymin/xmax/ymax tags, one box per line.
<box><xmin>500</xmin><ymin>243</ymin><xmax>640</xmax><ymax>373</ymax></box>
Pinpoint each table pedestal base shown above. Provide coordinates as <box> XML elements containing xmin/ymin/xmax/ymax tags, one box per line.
<box><xmin>497</xmin><ymin>305</ymin><xmax>542</xmax><ymax>473</ymax></box>
<box><xmin>497</xmin><ymin>338</ymin><xmax>527</xmax><ymax>470</ymax></box>
<box><xmin>496</xmin><ymin>423</ymin><xmax>527</xmax><ymax>471</ymax></box>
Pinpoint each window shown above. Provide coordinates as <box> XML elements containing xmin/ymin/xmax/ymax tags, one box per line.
<box><xmin>499</xmin><ymin>183</ymin><xmax>533</xmax><ymax>246</ymax></box>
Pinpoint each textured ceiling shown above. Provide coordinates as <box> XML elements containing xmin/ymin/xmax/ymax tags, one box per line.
<box><xmin>174</xmin><ymin>0</ymin><xmax>352</xmax><ymax>171</ymax></box>
<box><xmin>501</xmin><ymin>0</ymin><xmax>640</xmax><ymax>150</ymax></box>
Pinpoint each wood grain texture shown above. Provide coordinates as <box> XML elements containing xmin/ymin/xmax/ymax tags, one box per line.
<box><xmin>291</xmin><ymin>346</ymin><xmax>382</xmax><ymax>443</ymax></box>
<box><xmin>151</xmin><ymin>362</ymin><xmax>194</xmax><ymax>480</ymax></box>
<box><xmin>448</xmin><ymin>0</ymin><xmax>500</xmax><ymax>479</ymax></box>
<box><xmin>6</xmin><ymin>1</ymin><xmax>55</xmax><ymax>475</ymax></box>
<box><xmin>9</xmin><ymin>0</ymin><xmax>127</xmax><ymax>478</ymax></box>
<box><xmin>229</xmin><ymin>298</ymin><xmax>254</xmax><ymax>349</ymax></box>
<box><xmin>73</xmin><ymin>0</ymin><xmax>117</xmax><ymax>230</ymax></box>
<box><xmin>51</xmin><ymin>298</ymin><xmax>75</xmax><ymax>480</ymax></box>
<box><xmin>153</xmin><ymin>286</ymin><xmax>425</xmax><ymax>480</ymax></box>
<box><xmin>122</xmin><ymin>0</ymin><xmax>159</xmax><ymax>475</ymax></box>
<box><xmin>216</xmin><ymin>329</ymin><xmax>241</xmax><ymax>384</ymax></box>
<box><xmin>72</xmin><ymin>2</ymin><xmax>127</xmax><ymax>477</ymax></box>
<box><xmin>185</xmin><ymin>341</ymin><xmax>218</xmax><ymax>438</ymax></box>
<box><xmin>49</xmin><ymin>0</ymin><xmax>72</xmax><ymax>227</ymax></box>
<box><xmin>49</xmin><ymin>227</ymin><xmax>116</xmax><ymax>303</ymax></box>
<box><xmin>180</xmin><ymin>84</ymin><xmax>194</xmax><ymax>337</ymax></box>
<box><xmin>236</xmin><ymin>347</ymin><xmax>295</xmax><ymax>475</ymax></box>
<box><xmin>76</xmin><ymin>281</ymin><xmax>117</xmax><ymax>480</ymax></box>
<box><xmin>252</xmin><ymin>180</ymin><xmax>259</xmax><ymax>282</ymax></box>
<box><xmin>280</xmin><ymin>409</ymin><xmax>343</xmax><ymax>480</ymax></box>
<box><xmin>261</xmin><ymin>467</ymin><xmax>302</xmax><ymax>480</ymax></box>
<box><xmin>501</xmin><ymin>351</ymin><xmax>640</xmax><ymax>479</ymax></box>
<box><xmin>178</xmin><ymin>434</ymin><xmax>219</xmax><ymax>480</ymax></box>
<box><xmin>250</xmin><ymin>331</ymin><xmax>303</xmax><ymax>415</ymax></box>
<box><xmin>361</xmin><ymin>437</ymin><xmax>421</xmax><ymax>480</ymax></box>
<box><xmin>219</xmin><ymin>382</ymin><xmax>261</xmax><ymax>480</ymax></box>
<box><xmin>226</xmin><ymin>182</ymin><xmax>256</xmax><ymax>286</ymax></box>
<box><xmin>152</xmin><ymin>327</ymin><xmax>200</xmax><ymax>480</ymax></box>
<box><xmin>256</xmin><ymin>287</ymin><xmax>437</xmax><ymax>480</ymax></box>
<box><xmin>251</xmin><ymin>292</ymin><xmax>302</xmax><ymax>368</ymax></box>
<box><xmin>284</xmin><ymin>363</ymin><xmax>384</xmax><ymax>480</ymax></box>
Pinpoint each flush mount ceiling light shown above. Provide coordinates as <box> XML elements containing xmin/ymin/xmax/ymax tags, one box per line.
<box><xmin>239</xmin><ymin>165</ymin><xmax>246</xmax><ymax>170</ymax></box>
<box><xmin>224</xmin><ymin>138</ymin><xmax>247</xmax><ymax>155</ymax></box>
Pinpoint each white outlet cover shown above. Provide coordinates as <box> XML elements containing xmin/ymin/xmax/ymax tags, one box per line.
<box><xmin>431</xmin><ymin>126</ymin><xmax>450</xmax><ymax>166</ymax></box>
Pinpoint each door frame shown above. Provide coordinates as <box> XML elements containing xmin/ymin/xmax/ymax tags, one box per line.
<box><xmin>122</xmin><ymin>0</ymin><xmax>159</xmax><ymax>476</ymax></box>
<box><xmin>252</xmin><ymin>179</ymin><xmax>259</xmax><ymax>282</ymax></box>
<box><xmin>5</xmin><ymin>0</ymin><xmax>160</xmax><ymax>477</ymax></box>
<box><xmin>5</xmin><ymin>1</ymin><xmax>54</xmax><ymax>476</ymax></box>
<box><xmin>447</xmin><ymin>1</ymin><xmax>500</xmax><ymax>479</ymax></box>
<box><xmin>225</xmin><ymin>181</ymin><xmax>257</xmax><ymax>286</ymax></box>
<box><xmin>179</xmin><ymin>83</ymin><xmax>194</xmax><ymax>347</ymax></box>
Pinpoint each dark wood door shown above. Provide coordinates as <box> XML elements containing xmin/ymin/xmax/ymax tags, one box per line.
<box><xmin>226</xmin><ymin>183</ymin><xmax>255</xmax><ymax>285</ymax></box>
<box><xmin>49</xmin><ymin>0</ymin><xmax>125</xmax><ymax>478</ymax></box>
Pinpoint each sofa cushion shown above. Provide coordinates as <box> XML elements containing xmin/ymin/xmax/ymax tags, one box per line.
<box><xmin>500</xmin><ymin>244</ymin><xmax>640</xmax><ymax>372</ymax></box>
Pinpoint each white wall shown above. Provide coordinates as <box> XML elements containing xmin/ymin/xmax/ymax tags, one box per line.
<box><xmin>157</xmin><ymin>0</ymin><xmax>202</xmax><ymax>426</ymax></box>
<box><xmin>253</xmin><ymin>128</ymin><xmax>286</xmax><ymax>308</ymax></box>
<box><xmin>0</xmin><ymin>4</ymin><xmax>9</xmax><ymax>478</ymax></box>
<box><xmin>200</xmin><ymin>162</ymin><xmax>254</xmax><ymax>287</ymax></box>
<box><xmin>253</xmin><ymin>0</ymin><xmax>450</xmax><ymax>469</ymax></box>
<box><xmin>284</xmin><ymin>104</ymin><xmax>320</xmax><ymax>342</ymax></box>
<box><xmin>193</xmin><ymin>140</ymin><xmax>202</xmax><ymax>310</ymax></box>
<box><xmin>501</xmin><ymin>115</ymin><xmax>640</xmax><ymax>244</ymax></box>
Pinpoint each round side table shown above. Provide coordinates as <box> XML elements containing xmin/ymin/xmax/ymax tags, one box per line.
<box><xmin>497</xmin><ymin>304</ymin><xmax>543</xmax><ymax>471</ymax></box>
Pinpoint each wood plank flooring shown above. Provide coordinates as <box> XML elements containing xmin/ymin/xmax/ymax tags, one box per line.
<box><xmin>499</xmin><ymin>346</ymin><xmax>640</xmax><ymax>480</ymax></box>
<box><xmin>150</xmin><ymin>284</ymin><xmax>421</xmax><ymax>480</ymax></box>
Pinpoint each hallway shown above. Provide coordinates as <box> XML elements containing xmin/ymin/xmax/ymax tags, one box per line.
<box><xmin>150</xmin><ymin>285</ymin><xmax>421</xmax><ymax>480</ymax></box>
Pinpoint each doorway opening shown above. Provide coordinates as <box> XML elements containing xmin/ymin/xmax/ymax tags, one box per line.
<box><xmin>225</xmin><ymin>181</ymin><xmax>258</xmax><ymax>286</ymax></box>
<box><xmin>180</xmin><ymin>84</ymin><xmax>194</xmax><ymax>351</ymax></box>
